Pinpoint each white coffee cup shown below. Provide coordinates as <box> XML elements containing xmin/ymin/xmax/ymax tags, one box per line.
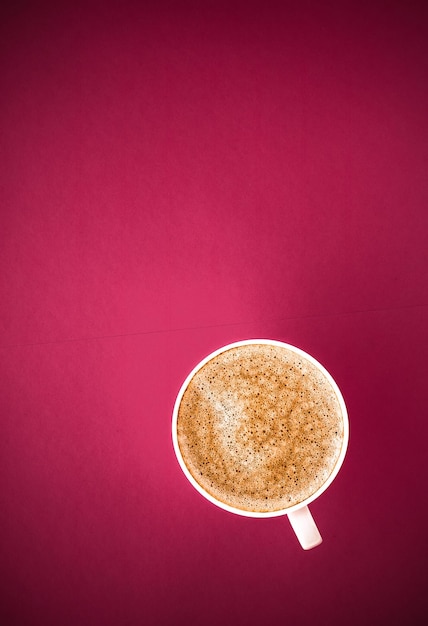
<box><xmin>172</xmin><ymin>339</ymin><xmax>349</xmax><ymax>549</ymax></box>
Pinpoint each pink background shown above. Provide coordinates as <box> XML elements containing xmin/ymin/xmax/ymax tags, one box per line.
<box><xmin>1</xmin><ymin>1</ymin><xmax>427</xmax><ymax>624</ymax></box>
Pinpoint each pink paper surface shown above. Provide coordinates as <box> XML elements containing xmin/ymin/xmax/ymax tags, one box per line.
<box><xmin>1</xmin><ymin>2</ymin><xmax>427</xmax><ymax>625</ymax></box>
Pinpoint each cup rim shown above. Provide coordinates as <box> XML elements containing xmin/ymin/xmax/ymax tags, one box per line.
<box><xmin>172</xmin><ymin>338</ymin><xmax>349</xmax><ymax>518</ymax></box>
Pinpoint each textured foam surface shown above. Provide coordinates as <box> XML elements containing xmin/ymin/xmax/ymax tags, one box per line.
<box><xmin>177</xmin><ymin>344</ymin><xmax>345</xmax><ymax>512</ymax></box>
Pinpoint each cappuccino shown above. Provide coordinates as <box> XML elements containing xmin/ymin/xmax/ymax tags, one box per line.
<box><xmin>176</xmin><ymin>343</ymin><xmax>345</xmax><ymax>513</ymax></box>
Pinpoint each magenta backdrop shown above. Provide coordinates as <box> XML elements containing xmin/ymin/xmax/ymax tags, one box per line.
<box><xmin>1</xmin><ymin>1</ymin><xmax>427</xmax><ymax>625</ymax></box>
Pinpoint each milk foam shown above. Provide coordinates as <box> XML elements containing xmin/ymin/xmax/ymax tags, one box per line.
<box><xmin>177</xmin><ymin>344</ymin><xmax>344</xmax><ymax>512</ymax></box>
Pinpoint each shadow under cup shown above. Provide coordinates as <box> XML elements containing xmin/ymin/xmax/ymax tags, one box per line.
<box><xmin>172</xmin><ymin>339</ymin><xmax>349</xmax><ymax>549</ymax></box>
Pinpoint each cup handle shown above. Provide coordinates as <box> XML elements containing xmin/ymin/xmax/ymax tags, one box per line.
<box><xmin>287</xmin><ymin>506</ymin><xmax>323</xmax><ymax>550</ymax></box>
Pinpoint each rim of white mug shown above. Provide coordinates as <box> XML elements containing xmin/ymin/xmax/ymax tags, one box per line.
<box><xmin>172</xmin><ymin>339</ymin><xmax>349</xmax><ymax>518</ymax></box>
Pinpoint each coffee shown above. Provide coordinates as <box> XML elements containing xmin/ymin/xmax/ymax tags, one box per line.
<box><xmin>176</xmin><ymin>343</ymin><xmax>345</xmax><ymax>513</ymax></box>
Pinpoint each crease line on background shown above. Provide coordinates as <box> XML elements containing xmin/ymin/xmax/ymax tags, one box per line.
<box><xmin>0</xmin><ymin>302</ymin><xmax>426</xmax><ymax>349</ymax></box>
